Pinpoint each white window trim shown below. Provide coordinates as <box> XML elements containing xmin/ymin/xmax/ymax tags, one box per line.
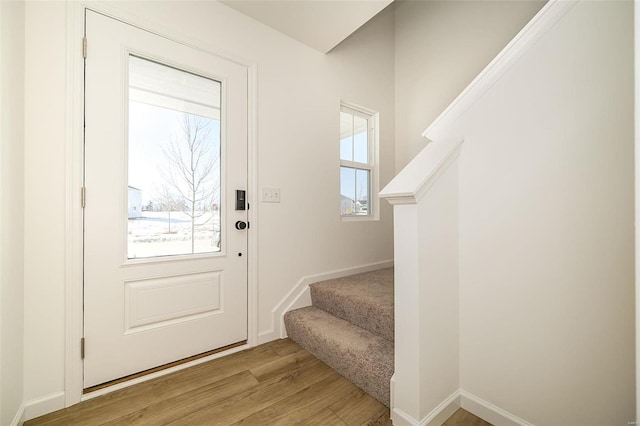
<box><xmin>340</xmin><ymin>102</ymin><xmax>379</xmax><ymax>221</ymax></box>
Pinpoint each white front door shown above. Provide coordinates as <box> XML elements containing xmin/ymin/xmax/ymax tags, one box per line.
<box><xmin>83</xmin><ymin>10</ymin><xmax>248</xmax><ymax>388</ymax></box>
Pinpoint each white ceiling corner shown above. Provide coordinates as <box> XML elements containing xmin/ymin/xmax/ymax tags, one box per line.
<box><xmin>219</xmin><ymin>0</ymin><xmax>394</xmax><ymax>53</ymax></box>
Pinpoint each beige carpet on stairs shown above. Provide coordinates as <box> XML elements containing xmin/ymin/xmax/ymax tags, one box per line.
<box><xmin>284</xmin><ymin>268</ymin><xmax>394</xmax><ymax>407</ymax></box>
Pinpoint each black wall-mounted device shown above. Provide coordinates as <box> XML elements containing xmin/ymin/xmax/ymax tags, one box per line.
<box><xmin>235</xmin><ymin>190</ymin><xmax>246</xmax><ymax>211</ymax></box>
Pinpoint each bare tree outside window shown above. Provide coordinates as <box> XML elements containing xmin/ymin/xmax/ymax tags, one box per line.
<box><xmin>154</xmin><ymin>184</ymin><xmax>181</xmax><ymax>234</ymax></box>
<box><xmin>159</xmin><ymin>114</ymin><xmax>220</xmax><ymax>253</ymax></box>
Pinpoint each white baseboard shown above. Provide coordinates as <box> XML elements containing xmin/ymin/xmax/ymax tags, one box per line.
<box><xmin>23</xmin><ymin>391</ymin><xmax>65</xmax><ymax>421</ymax></box>
<box><xmin>391</xmin><ymin>391</ymin><xmax>460</xmax><ymax>426</ymax></box>
<box><xmin>392</xmin><ymin>407</ymin><xmax>423</xmax><ymax>426</ymax></box>
<box><xmin>390</xmin><ymin>389</ymin><xmax>533</xmax><ymax>426</ymax></box>
<box><xmin>257</xmin><ymin>259</ymin><xmax>394</xmax><ymax>344</ymax></box>
<box><xmin>10</xmin><ymin>404</ymin><xmax>25</xmax><ymax>426</ymax></box>
<box><xmin>390</xmin><ymin>374</ymin><xmax>395</xmax><ymax>414</ymax></box>
<box><xmin>257</xmin><ymin>329</ymin><xmax>279</xmax><ymax>345</ymax></box>
<box><xmin>424</xmin><ymin>391</ymin><xmax>462</xmax><ymax>425</ymax></box>
<box><xmin>460</xmin><ymin>390</ymin><xmax>533</xmax><ymax>426</ymax></box>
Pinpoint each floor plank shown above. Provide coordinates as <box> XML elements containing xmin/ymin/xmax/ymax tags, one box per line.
<box><xmin>232</xmin><ymin>373</ymin><xmax>358</xmax><ymax>425</ymax></box>
<box><xmin>101</xmin><ymin>371</ymin><xmax>259</xmax><ymax>426</ymax></box>
<box><xmin>298</xmin><ymin>408</ymin><xmax>348</xmax><ymax>426</ymax></box>
<box><xmin>329</xmin><ymin>388</ymin><xmax>388</xmax><ymax>426</ymax></box>
<box><xmin>249</xmin><ymin>348</ymin><xmax>319</xmax><ymax>383</ymax></box>
<box><xmin>163</xmin><ymin>354</ymin><xmax>338</xmax><ymax>425</ymax></box>
<box><xmin>443</xmin><ymin>408</ymin><xmax>493</xmax><ymax>426</ymax></box>
<box><xmin>363</xmin><ymin>410</ymin><xmax>394</xmax><ymax>426</ymax></box>
<box><xmin>264</xmin><ymin>337</ymin><xmax>302</xmax><ymax>357</ymax></box>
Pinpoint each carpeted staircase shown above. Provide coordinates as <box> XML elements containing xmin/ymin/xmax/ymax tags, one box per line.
<box><xmin>284</xmin><ymin>268</ymin><xmax>394</xmax><ymax>407</ymax></box>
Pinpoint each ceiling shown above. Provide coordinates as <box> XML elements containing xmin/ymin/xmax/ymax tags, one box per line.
<box><xmin>220</xmin><ymin>0</ymin><xmax>395</xmax><ymax>53</ymax></box>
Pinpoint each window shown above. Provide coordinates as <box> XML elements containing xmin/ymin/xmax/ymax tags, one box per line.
<box><xmin>127</xmin><ymin>56</ymin><xmax>222</xmax><ymax>259</ymax></box>
<box><xmin>340</xmin><ymin>104</ymin><xmax>377</xmax><ymax>219</ymax></box>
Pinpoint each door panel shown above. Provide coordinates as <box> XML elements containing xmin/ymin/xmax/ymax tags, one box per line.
<box><xmin>84</xmin><ymin>11</ymin><xmax>248</xmax><ymax>388</ymax></box>
<box><xmin>123</xmin><ymin>271</ymin><xmax>223</xmax><ymax>333</ymax></box>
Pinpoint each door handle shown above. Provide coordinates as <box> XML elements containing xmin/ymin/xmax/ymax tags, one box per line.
<box><xmin>235</xmin><ymin>221</ymin><xmax>248</xmax><ymax>230</ymax></box>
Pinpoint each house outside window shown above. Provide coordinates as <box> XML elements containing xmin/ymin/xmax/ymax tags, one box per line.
<box><xmin>340</xmin><ymin>103</ymin><xmax>378</xmax><ymax>220</ymax></box>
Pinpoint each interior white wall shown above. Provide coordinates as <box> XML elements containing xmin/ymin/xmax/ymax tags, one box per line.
<box><xmin>394</xmin><ymin>0</ymin><xmax>545</xmax><ymax>171</ymax></box>
<box><xmin>22</xmin><ymin>0</ymin><xmax>394</xmax><ymax>409</ymax></box>
<box><xmin>256</xmin><ymin>6</ymin><xmax>395</xmax><ymax>337</ymax></box>
<box><xmin>0</xmin><ymin>1</ymin><xmax>25</xmax><ymax>424</ymax></box>
<box><xmin>23</xmin><ymin>2</ymin><xmax>67</xmax><ymax>406</ymax></box>
<box><xmin>455</xmin><ymin>1</ymin><xmax>634</xmax><ymax>423</ymax></box>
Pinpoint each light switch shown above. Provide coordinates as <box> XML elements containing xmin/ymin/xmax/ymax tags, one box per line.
<box><xmin>262</xmin><ymin>187</ymin><xmax>281</xmax><ymax>203</ymax></box>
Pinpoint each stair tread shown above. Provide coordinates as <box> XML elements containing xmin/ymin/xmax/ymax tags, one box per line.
<box><xmin>284</xmin><ymin>306</ymin><xmax>393</xmax><ymax>407</ymax></box>
<box><xmin>310</xmin><ymin>268</ymin><xmax>393</xmax><ymax>342</ymax></box>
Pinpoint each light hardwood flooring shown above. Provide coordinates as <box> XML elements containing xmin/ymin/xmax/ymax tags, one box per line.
<box><xmin>25</xmin><ymin>339</ymin><xmax>490</xmax><ymax>425</ymax></box>
<box><xmin>443</xmin><ymin>408</ymin><xmax>492</xmax><ymax>426</ymax></box>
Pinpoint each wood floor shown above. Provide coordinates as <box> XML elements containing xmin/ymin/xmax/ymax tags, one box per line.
<box><xmin>444</xmin><ymin>408</ymin><xmax>492</xmax><ymax>426</ymax></box>
<box><xmin>26</xmin><ymin>339</ymin><xmax>491</xmax><ymax>426</ymax></box>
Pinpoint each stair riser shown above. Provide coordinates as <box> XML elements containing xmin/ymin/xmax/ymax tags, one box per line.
<box><xmin>310</xmin><ymin>284</ymin><xmax>394</xmax><ymax>342</ymax></box>
<box><xmin>284</xmin><ymin>307</ymin><xmax>393</xmax><ymax>407</ymax></box>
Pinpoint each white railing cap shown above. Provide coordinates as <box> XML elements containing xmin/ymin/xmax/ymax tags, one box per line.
<box><xmin>379</xmin><ymin>138</ymin><xmax>462</xmax><ymax>205</ymax></box>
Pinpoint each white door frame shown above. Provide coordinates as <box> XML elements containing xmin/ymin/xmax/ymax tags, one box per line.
<box><xmin>64</xmin><ymin>1</ymin><xmax>259</xmax><ymax>406</ymax></box>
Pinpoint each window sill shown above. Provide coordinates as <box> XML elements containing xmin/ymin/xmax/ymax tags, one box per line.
<box><xmin>341</xmin><ymin>215</ymin><xmax>379</xmax><ymax>222</ymax></box>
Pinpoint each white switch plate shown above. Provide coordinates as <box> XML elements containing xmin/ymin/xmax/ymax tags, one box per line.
<box><xmin>262</xmin><ymin>187</ymin><xmax>281</xmax><ymax>203</ymax></box>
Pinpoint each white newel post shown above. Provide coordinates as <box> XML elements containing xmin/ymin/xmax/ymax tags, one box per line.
<box><xmin>392</xmin><ymin>203</ymin><xmax>422</xmax><ymax>423</ymax></box>
<box><xmin>381</xmin><ymin>140</ymin><xmax>461</xmax><ymax>425</ymax></box>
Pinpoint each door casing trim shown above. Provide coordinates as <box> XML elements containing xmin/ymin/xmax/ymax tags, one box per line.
<box><xmin>65</xmin><ymin>1</ymin><xmax>259</xmax><ymax>406</ymax></box>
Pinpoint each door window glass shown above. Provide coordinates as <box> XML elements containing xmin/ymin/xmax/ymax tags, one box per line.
<box><xmin>127</xmin><ymin>56</ymin><xmax>222</xmax><ymax>259</ymax></box>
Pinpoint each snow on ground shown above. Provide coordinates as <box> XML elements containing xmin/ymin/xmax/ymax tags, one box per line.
<box><xmin>128</xmin><ymin>211</ymin><xmax>220</xmax><ymax>259</ymax></box>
